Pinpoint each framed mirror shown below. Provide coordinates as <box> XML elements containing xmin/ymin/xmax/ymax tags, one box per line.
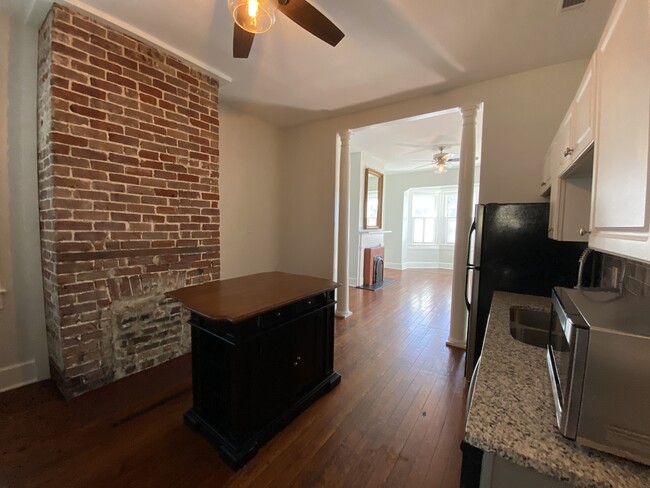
<box><xmin>363</xmin><ymin>168</ymin><xmax>384</xmax><ymax>229</ymax></box>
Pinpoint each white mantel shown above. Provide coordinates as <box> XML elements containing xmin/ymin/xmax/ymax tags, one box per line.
<box><xmin>352</xmin><ymin>230</ymin><xmax>392</xmax><ymax>286</ymax></box>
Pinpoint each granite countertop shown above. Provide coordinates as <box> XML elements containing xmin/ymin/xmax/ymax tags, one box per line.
<box><xmin>464</xmin><ymin>291</ymin><xmax>650</xmax><ymax>488</ymax></box>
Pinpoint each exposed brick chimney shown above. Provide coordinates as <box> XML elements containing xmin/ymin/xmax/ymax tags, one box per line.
<box><xmin>37</xmin><ymin>4</ymin><xmax>220</xmax><ymax>397</ymax></box>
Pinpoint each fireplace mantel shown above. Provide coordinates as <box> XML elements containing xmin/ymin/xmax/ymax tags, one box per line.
<box><xmin>353</xmin><ymin>231</ymin><xmax>392</xmax><ymax>286</ymax></box>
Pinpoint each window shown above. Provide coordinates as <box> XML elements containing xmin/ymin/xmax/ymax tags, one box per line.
<box><xmin>411</xmin><ymin>193</ymin><xmax>437</xmax><ymax>244</ymax></box>
<box><xmin>408</xmin><ymin>185</ymin><xmax>479</xmax><ymax>247</ymax></box>
<box><xmin>444</xmin><ymin>192</ymin><xmax>457</xmax><ymax>244</ymax></box>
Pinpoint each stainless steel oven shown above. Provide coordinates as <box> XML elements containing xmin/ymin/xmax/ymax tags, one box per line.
<box><xmin>547</xmin><ymin>287</ymin><xmax>650</xmax><ymax>466</ymax></box>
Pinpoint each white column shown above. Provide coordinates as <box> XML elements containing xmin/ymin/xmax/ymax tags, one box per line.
<box><xmin>336</xmin><ymin>130</ymin><xmax>352</xmax><ymax>318</ymax></box>
<box><xmin>447</xmin><ymin>104</ymin><xmax>479</xmax><ymax>349</ymax></box>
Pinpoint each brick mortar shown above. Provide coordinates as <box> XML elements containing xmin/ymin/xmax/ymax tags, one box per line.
<box><xmin>37</xmin><ymin>4</ymin><xmax>220</xmax><ymax>397</ymax></box>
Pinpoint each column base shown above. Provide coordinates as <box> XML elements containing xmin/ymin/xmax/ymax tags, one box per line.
<box><xmin>446</xmin><ymin>338</ymin><xmax>467</xmax><ymax>350</ymax></box>
<box><xmin>335</xmin><ymin>310</ymin><xmax>352</xmax><ymax>319</ymax></box>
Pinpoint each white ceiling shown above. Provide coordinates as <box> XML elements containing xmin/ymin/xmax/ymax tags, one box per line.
<box><xmin>351</xmin><ymin>108</ymin><xmax>476</xmax><ymax>174</ymax></box>
<box><xmin>11</xmin><ymin>0</ymin><xmax>614</xmax><ymax>128</ymax></box>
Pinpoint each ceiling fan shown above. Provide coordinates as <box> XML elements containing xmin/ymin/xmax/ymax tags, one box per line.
<box><xmin>413</xmin><ymin>147</ymin><xmax>460</xmax><ymax>174</ymax></box>
<box><xmin>229</xmin><ymin>0</ymin><xmax>345</xmax><ymax>58</ymax></box>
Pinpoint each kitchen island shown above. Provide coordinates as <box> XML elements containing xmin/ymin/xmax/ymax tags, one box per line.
<box><xmin>464</xmin><ymin>291</ymin><xmax>650</xmax><ymax>488</ymax></box>
<box><xmin>167</xmin><ymin>272</ymin><xmax>341</xmax><ymax>469</ymax></box>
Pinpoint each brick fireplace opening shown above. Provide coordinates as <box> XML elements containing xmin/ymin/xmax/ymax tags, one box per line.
<box><xmin>37</xmin><ymin>5</ymin><xmax>220</xmax><ymax>397</ymax></box>
<box><xmin>363</xmin><ymin>246</ymin><xmax>384</xmax><ymax>287</ymax></box>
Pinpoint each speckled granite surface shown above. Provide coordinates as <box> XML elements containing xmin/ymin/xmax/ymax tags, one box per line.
<box><xmin>464</xmin><ymin>291</ymin><xmax>650</xmax><ymax>488</ymax></box>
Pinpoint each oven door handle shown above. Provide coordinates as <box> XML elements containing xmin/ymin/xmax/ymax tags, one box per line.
<box><xmin>547</xmin><ymin>345</ymin><xmax>564</xmax><ymax>432</ymax></box>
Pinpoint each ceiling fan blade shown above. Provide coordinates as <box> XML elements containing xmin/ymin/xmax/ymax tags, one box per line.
<box><xmin>233</xmin><ymin>24</ymin><xmax>255</xmax><ymax>58</ymax></box>
<box><xmin>414</xmin><ymin>162</ymin><xmax>434</xmax><ymax>169</ymax></box>
<box><xmin>447</xmin><ymin>156</ymin><xmax>480</xmax><ymax>162</ymax></box>
<box><xmin>278</xmin><ymin>0</ymin><xmax>344</xmax><ymax>47</ymax></box>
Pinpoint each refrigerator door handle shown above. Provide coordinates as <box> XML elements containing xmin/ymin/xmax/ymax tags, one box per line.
<box><xmin>466</xmin><ymin>221</ymin><xmax>477</xmax><ymax>267</ymax></box>
<box><xmin>465</xmin><ymin>221</ymin><xmax>478</xmax><ymax>310</ymax></box>
<box><xmin>464</xmin><ymin>265</ymin><xmax>480</xmax><ymax>310</ymax></box>
<box><xmin>465</xmin><ymin>266</ymin><xmax>472</xmax><ymax>310</ymax></box>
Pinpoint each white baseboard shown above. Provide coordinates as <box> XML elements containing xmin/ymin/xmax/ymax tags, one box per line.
<box><xmin>385</xmin><ymin>262</ymin><xmax>453</xmax><ymax>270</ymax></box>
<box><xmin>0</xmin><ymin>359</ymin><xmax>38</xmax><ymax>393</ymax></box>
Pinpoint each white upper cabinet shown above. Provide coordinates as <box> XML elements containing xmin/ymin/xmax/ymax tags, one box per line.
<box><xmin>544</xmin><ymin>55</ymin><xmax>596</xmax><ymax>241</ymax></box>
<box><xmin>571</xmin><ymin>58</ymin><xmax>596</xmax><ymax>165</ymax></box>
<box><xmin>589</xmin><ymin>0</ymin><xmax>650</xmax><ymax>263</ymax></box>
<box><xmin>541</xmin><ymin>55</ymin><xmax>597</xmax><ymax>203</ymax></box>
<box><xmin>556</xmin><ymin>57</ymin><xmax>597</xmax><ymax>178</ymax></box>
<box><xmin>557</xmin><ymin>110</ymin><xmax>574</xmax><ymax>176</ymax></box>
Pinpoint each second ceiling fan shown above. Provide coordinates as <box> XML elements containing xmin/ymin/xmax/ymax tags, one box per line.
<box><xmin>413</xmin><ymin>147</ymin><xmax>460</xmax><ymax>174</ymax></box>
<box><xmin>229</xmin><ymin>0</ymin><xmax>345</xmax><ymax>58</ymax></box>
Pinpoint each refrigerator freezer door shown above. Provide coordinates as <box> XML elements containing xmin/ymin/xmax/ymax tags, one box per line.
<box><xmin>464</xmin><ymin>204</ymin><xmax>485</xmax><ymax>379</ymax></box>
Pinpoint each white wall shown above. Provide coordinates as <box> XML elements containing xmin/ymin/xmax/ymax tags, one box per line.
<box><xmin>218</xmin><ymin>103</ymin><xmax>283</xmax><ymax>279</ymax></box>
<box><xmin>0</xmin><ymin>13</ymin><xmax>50</xmax><ymax>392</ymax></box>
<box><xmin>279</xmin><ymin>59</ymin><xmax>589</xmax><ymax>279</ymax></box>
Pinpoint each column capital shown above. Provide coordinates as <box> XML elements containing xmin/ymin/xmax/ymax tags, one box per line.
<box><xmin>339</xmin><ymin>129</ymin><xmax>352</xmax><ymax>145</ymax></box>
<box><xmin>460</xmin><ymin>104</ymin><xmax>480</xmax><ymax>123</ymax></box>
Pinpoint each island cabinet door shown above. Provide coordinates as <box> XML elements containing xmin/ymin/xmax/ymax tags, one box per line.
<box><xmin>253</xmin><ymin>324</ymin><xmax>293</xmax><ymax>428</ymax></box>
<box><xmin>289</xmin><ymin>308</ymin><xmax>327</xmax><ymax>400</ymax></box>
<box><xmin>190</xmin><ymin>326</ymin><xmax>256</xmax><ymax>444</ymax></box>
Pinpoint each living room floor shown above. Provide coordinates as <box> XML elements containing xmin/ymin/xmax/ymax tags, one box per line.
<box><xmin>0</xmin><ymin>268</ymin><xmax>467</xmax><ymax>487</ymax></box>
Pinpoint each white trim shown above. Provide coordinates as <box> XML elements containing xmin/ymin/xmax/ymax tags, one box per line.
<box><xmin>407</xmin><ymin>243</ymin><xmax>454</xmax><ymax>250</ymax></box>
<box><xmin>385</xmin><ymin>262</ymin><xmax>453</xmax><ymax>270</ymax></box>
<box><xmin>0</xmin><ymin>360</ymin><xmax>38</xmax><ymax>393</ymax></box>
<box><xmin>58</xmin><ymin>0</ymin><xmax>232</xmax><ymax>84</ymax></box>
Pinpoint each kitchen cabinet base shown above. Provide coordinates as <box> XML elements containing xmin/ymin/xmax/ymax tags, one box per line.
<box><xmin>185</xmin><ymin>371</ymin><xmax>341</xmax><ymax>470</ymax></box>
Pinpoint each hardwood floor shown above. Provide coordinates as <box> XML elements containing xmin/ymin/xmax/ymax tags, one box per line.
<box><xmin>0</xmin><ymin>269</ymin><xmax>468</xmax><ymax>487</ymax></box>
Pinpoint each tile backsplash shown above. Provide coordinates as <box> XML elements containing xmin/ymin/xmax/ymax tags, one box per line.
<box><xmin>601</xmin><ymin>254</ymin><xmax>650</xmax><ymax>296</ymax></box>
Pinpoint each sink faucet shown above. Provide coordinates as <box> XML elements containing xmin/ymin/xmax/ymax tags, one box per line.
<box><xmin>576</xmin><ymin>248</ymin><xmax>593</xmax><ymax>289</ymax></box>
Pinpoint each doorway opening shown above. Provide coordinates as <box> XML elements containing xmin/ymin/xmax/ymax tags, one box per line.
<box><xmin>348</xmin><ymin>106</ymin><xmax>482</xmax><ymax>347</ymax></box>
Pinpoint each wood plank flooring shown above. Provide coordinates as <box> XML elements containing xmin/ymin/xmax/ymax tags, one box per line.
<box><xmin>0</xmin><ymin>269</ymin><xmax>467</xmax><ymax>487</ymax></box>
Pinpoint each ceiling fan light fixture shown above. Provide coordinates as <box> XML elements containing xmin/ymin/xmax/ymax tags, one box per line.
<box><xmin>435</xmin><ymin>162</ymin><xmax>448</xmax><ymax>174</ymax></box>
<box><xmin>228</xmin><ymin>0</ymin><xmax>278</xmax><ymax>34</ymax></box>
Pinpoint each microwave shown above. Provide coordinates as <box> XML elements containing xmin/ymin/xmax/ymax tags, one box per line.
<box><xmin>547</xmin><ymin>287</ymin><xmax>650</xmax><ymax>466</ymax></box>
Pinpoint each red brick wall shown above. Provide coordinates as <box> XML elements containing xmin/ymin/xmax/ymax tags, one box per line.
<box><xmin>37</xmin><ymin>4</ymin><xmax>220</xmax><ymax>397</ymax></box>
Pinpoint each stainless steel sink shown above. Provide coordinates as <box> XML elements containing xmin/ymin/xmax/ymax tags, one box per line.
<box><xmin>509</xmin><ymin>307</ymin><xmax>551</xmax><ymax>348</ymax></box>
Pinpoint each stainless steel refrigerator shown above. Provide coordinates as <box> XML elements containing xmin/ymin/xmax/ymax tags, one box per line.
<box><xmin>464</xmin><ymin>203</ymin><xmax>588</xmax><ymax>379</ymax></box>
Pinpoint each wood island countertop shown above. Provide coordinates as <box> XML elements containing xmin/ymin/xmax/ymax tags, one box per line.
<box><xmin>166</xmin><ymin>272</ymin><xmax>339</xmax><ymax>322</ymax></box>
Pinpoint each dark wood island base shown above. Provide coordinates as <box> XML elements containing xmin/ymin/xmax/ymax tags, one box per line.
<box><xmin>184</xmin><ymin>371</ymin><xmax>341</xmax><ymax>469</ymax></box>
<box><xmin>167</xmin><ymin>272</ymin><xmax>341</xmax><ymax>470</ymax></box>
